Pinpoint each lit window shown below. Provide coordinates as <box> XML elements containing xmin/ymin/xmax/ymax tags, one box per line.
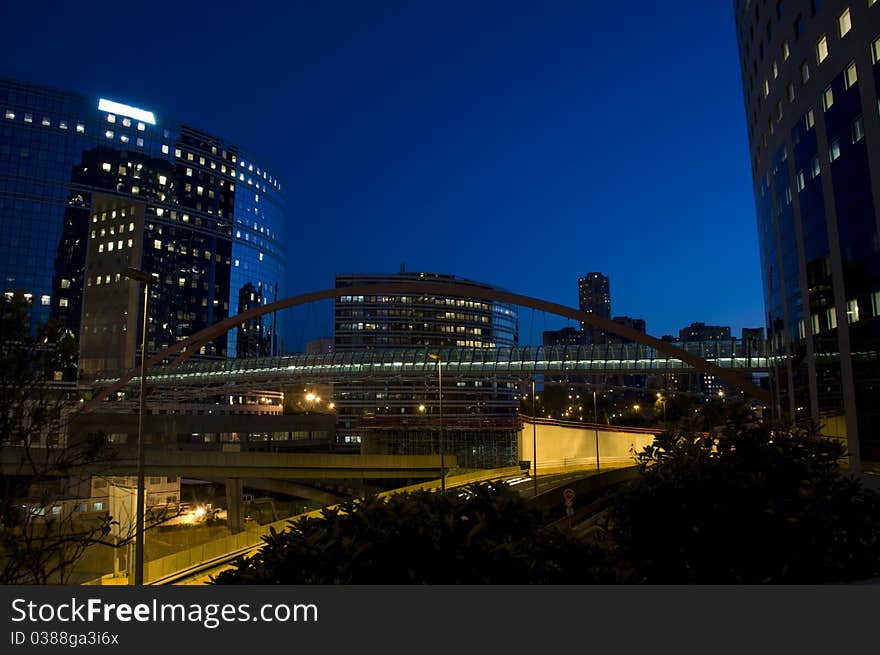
<box><xmin>845</xmin><ymin>61</ymin><xmax>858</xmax><ymax>88</ymax></box>
<box><xmin>41</xmin><ymin>117</ymin><xmax>50</xmax><ymax>127</ymax></box>
<box><xmin>129</xmin><ymin>222</ymin><xmax>134</xmax><ymax>231</ymax></box>
<box><xmin>76</xmin><ymin>123</ymin><xmax>85</xmax><ymax>133</ymax></box>
<box><xmin>154</xmin><ymin>239</ymin><xmax>162</xmax><ymax>249</ymax></box>
<box><xmin>120</xmin><ymin>134</ymin><xmax>129</xmax><ymax>143</ymax></box>
<box><xmin>121</xmin><ymin>117</ymin><xmax>131</xmax><ymax>127</ymax></box>
<box><xmin>823</xmin><ymin>86</ymin><xmax>834</xmax><ymax>111</ymax></box>
<box><xmin>787</xmin><ymin>82</ymin><xmax>796</xmax><ymax>102</ymax></box>
<box><xmin>872</xmin><ymin>290</ymin><xmax>880</xmax><ymax>317</ymax></box>
<box><xmin>776</xmin><ymin>100</ymin><xmax>783</xmax><ymax>121</ymax></box>
<box><xmin>873</xmin><ymin>35</ymin><xmax>880</xmax><ymax>63</ymax></box>
<box><xmin>811</xmin><ymin>155</ymin><xmax>821</xmax><ymax>178</ymax></box>
<box><xmin>785</xmin><ymin>186</ymin><xmax>792</xmax><ymax>205</ymax></box>
<box><xmin>24</xmin><ymin>113</ymin><xmax>32</xmax><ymax>123</ymax></box>
<box><xmin>186</xmin><ymin>168</ymin><xmax>192</xmax><ymax>177</ymax></box>
<box><xmin>797</xmin><ymin>170</ymin><xmax>806</xmax><ymax>190</ymax></box>
<box><xmin>107</xmin><ymin>241</ymin><xmax>114</xmax><ymax>252</ymax></box>
<box><xmin>851</xmin><ymin>114</ymin><xmax>865</xmax><ymax>142</ymax></box>
<box><xmin>137</xmin><ymin>122</ymin><xmax>145</xmax><ymax>131</ymax></box>
<box><xmin>4</xmin><ymin>110</ymin><xmax>13</xmax><ymax>120</ymax></box>
<box><xmin>61</xmin><ymin>279</ymin><xmax>70</xmax><ymax>289</ymax></box>
<box><xmin>98</xmin><ymin>244</ymin><xmax>104</xmax><ymax>254</ymax></box>
<box><xmin>59</xmin><ymin>298</ymin><xmax>68</xmax><ymax>308</ymax></box>
<box><xmin>839</xmin><ymin>7</ymin><xmax>852</xmax><ymax>37</ymax></box>
<box><xmin>106</xmin><ymin>114</ymin><xmax>115</xmax><ymax>123</ymax></box>
<box><xmin>806</xmin><ymin>108</ymin><xmax>815</xmax><ymax>129</ymax></box>
<box><xmin>136</xmin><ymin>138</ymin><xmax>144</xmax><ymax>147</ymax></box>
<box><xmin>827</xmin><ymin>307</ymin><xmax>838</xmax><ymax>329</ymax></box>
<box><xmin>105</xmin><ymin>130</ymin><xmax>114</xmax><ymax>139</ymax></box>
<box><xmin>782</xmin><ymin>40</ymin><xmax>790</xmax><ymax>60</ymax></box>
<box><xmin>40</xmin><ymin>295</ymin><xmax>50</xmax><ymax>306</ymax></box>
<box><xmin>817</xmin><ymin>35</ymin><xmax>828</xmax><ymax>63</ymax></box>
<box><xmin>829</xmin><ymin>137</ymin><xmax>841</xmax><ymax>161</ymax></box>
<box><xmin>59</xmin><ymin>120</ymin><xmax>67</xmax><ymax>129</ymax></box>
<box><xmin>175</xmin><ymin>148</ymin><xmax>181</xmax><ymax>158</ymax></box>
<box><xmin>187</xmin><ymin>152</ymin><xmax>193</xmax><ymax>161</ymax></box>
<box><xmin>846</xmin><ymin>299</ymin><xmax>859</xmax><ymax>323</ymax></box>
<box><xmin>763</xmin><ymin>79</ymin><xmax>770</xmax><ymax>97</ymax></box>
<box><xmin>162</xmin><ymin>144</ymin><xmax>169</xmax><ymax>154</ymax></box>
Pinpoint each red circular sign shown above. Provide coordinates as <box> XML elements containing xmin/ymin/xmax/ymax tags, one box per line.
<box><xmin>563</xmin><ymin>488</ymin><xmax>575</xmax><ymax>501</ymax></box>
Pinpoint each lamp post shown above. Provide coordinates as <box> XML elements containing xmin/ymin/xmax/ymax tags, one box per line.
<box><xmin>124</xmin><ymin>267</ymin><xmax>157</xmax><ymax>586</ymax></box>
<box><xmin>532</xmin><ymin>378</ymin><xmax>537</xmax><ymax>497</ymax></box>
<box><xmin>657</xmin><ymin>392</ymin><xmax>667</xmax><ymax>424</ymax></box>
<box><xmin>593</xmin><ymin>390</ymin><xmax>600</xmax><ymax>474</ymax></box>
<box><xmin>428</xmin><ymin>353</ymin><xmax>444</xmax><ymax>492</ymax></box>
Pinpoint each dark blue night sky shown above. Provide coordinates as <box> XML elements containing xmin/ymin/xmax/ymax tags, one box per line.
<box><xmin>1</xmin><ymin>1</ymin><xmax>762</xmax><ymax>347</ymax></box>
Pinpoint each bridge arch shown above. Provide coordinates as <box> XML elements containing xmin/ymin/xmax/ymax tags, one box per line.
<box><xmin>84</xmin><ymin>281</ymin><xmax>771</xmax><ymax>411</ymax></box>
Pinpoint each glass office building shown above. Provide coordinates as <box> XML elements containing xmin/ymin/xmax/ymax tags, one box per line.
<box><xmin>733</xmin><ymin>1</ymin><xmax>880</xmax><ymax>465</ymax></box>
<box><xmin>0</xmin><ymin>78</ymin><xmax>286</xmax><ymax>377</ymax></box>
<box><xmin>333</xmin><ymin>272</ymin><xmax>520</xmax><ymax>467</ymax></box>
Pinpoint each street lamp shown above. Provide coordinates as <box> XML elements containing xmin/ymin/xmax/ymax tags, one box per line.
<box><xmin>593</xmin><ymin>390</ymin><xmax>600</xmax><ymax>474</ymax></box>
<box><xmin>657</xmin><ymin>392</ymin><xmax>667</xmax><ymax>424</ymax></box>
<box><xmin>532</xmin><ymin>379</ymin><xmax>537</xmax><ymax>497</ymax></box>
<box><xmin>123</xmin><ymin>267</ymin><xmax>157</xmax><ymax>586</ymax></box>
<box><xmin>427</xmin><ymin>353</ymin><xmax>444</xmax><ymax>492</ymax></box>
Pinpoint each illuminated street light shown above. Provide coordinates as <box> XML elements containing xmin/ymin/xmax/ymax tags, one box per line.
<box><xmin>427</xmin><ymin>353</ymin><xmax>445</xmax><ymax>492</ymax></box>
<box><xmin>123</xmin><ymin>267</ymin><xmax>158</xmax><ymax>586</ymax></box>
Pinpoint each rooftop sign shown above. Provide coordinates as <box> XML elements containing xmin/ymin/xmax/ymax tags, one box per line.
<box><xmin>97</xmin><ymin>98</ymin><xmax>156</xmax><ymax>125</ymax></box>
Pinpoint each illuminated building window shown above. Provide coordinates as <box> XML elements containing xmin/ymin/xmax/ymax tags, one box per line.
<box><xmin>782</xmin><ymin>40</ymin><xmax>790</xmax><ymax>60</ymax></box>
<box><xmin>801</xmin><ymin>60</ymin><xmax>810</xmax><ymax>83</ymax></box>
<box><xmin>101</xmin><ymin>162</ymin><xmax>111</xmax><ymax>172</ymax></box>
<box><xmin>852</xmin><ymin>114</ymin><xmax>865</xmax><ymax>142</ymax></box>
<box><xmin>787</xmin><ymin>82</ymin><xmax>795</xmax><ymax>102</ymax></box>
<box><xmin>816</xmin><ymin>35</ymin><xmax>828</xmax><ymax>63</ymax></box>
<box><xmin>154</xmin><ymin>240</ymin><xmax>162</xmax><ymax>249</ymax></box>
<box><xmin>120</xmin><ymin>135</ymin><xmax>129</xmax><ymax>143</ymax></box>
<box><xmin>825</xmin><ymin>307</ymin><xmax>837</xmax><ymax>330</ymax></box>
<box><xmin>806</xmin><ymin>108</ymin><xmax>815</xmax><ymax>129</ymax></box>
<box><xmin>823</xmin><ymin>85</ymin><xmax>834</xmax><ymax>111</ymax></box>
<box><xmin>121</xmin><ymin>117</ymin><xmax>130</xmax><ymax>127</ymax></box>
<box><xmin>41</xmin><ymin>117</ymin><xmax>50</xmax><ymax>126</ymax></box>
<box><xmin>829</xmin><ymin>137</ymin><xmax>841</xmax><ymax>161</ymax></box>
<box><xmin>158</xmin><ymin>175</ymin><xmax>167</xmax><ymax>185</ymax></box>
<box><xmin>105</xmin><ymin>130</ymin><xmax>114</xmax><ymax>139</ymax></box>
<box><xmin>161</xmin><ymin>144</ymin><xmax>169</xmax><ymax>154</ymax></box>
<box><xmin>797</xmin><ymin>170</ymin><xmax>805</xmax><ymax>190</ymax></box>
<box><xmin>59</xmin><ymin>121</ymin><xmax>67</xmax><ymax>129</ymax></box>
<box><xmin>846</xmin><ymin>299</ymin><xmax>859</xmax><ymax>323</ymax></box>
<box><xmin>106</xmin><ymin>114</ymin><xmax>115</xmax><ymax>123</ymax></box>
<box><xmin>136</xmin><ymin>138</ymin><xmax>144</xmax><ymax>147</ymax></box>
<box><xmin>24</xmin><ymin>113</ymin><xmax>32</xmax><ymax>123</ymax></box>
<box><xmin>839</xmin><ymin>7</ymin><xmax>852</xmax><ymax>37</ymax></box>
<box><xmin>137</xmin><ymin>122</ymin><xmax>145</xmax><ymax>131</ymax></box>
<box><xmin>186</xmin><ymin>168</ymin><xmax>192</xmax><ymax>177</ymax></box>
<box><xmin>59</xmin><ymin>298</ymin><xmax>68</xmax><ymax>308</ymax></box>
<box><xmin>76</xmin><ymin>123</ymin><xmax>85</xmax><ymax>133</ymax></box>
<box><xmin>844</xmin><ymin>61</ymin><xmax>858</xmax><ymax>88</ymax></box>
<box><xmin>811</xmin><ymin>155</ymin><xmax>820</xmax><ymax>178</ymax></box>
<box><xmin>4</xmin><ymin>110</ymin><xmax>13</xmax><ymax>119</ymax></box>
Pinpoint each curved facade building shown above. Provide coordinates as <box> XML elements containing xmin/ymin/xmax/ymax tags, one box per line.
<box><xmin>0</xmin><ymin>78</ymin><xmax>286</xmax><ymax>376</ymax></box>
<box><xmin>733</xmin><ymin>1</ymin><xmax>880</xmax><ymax>464</ymax></box>
<box><xmin>333</xmin><ymin>272</ymin><xmax>520</xmax><ymax>467</ymax></box>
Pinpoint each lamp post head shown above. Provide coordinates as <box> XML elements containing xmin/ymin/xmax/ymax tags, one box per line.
<box><xmin>124</xmin><ymin>267</ymin><xmax>158</xmax><ymax>284</ymax></box>
<box><xmin>428</xmin><ymin>353</ymin><xmax>441</xmax><ymax>361</ymax></box>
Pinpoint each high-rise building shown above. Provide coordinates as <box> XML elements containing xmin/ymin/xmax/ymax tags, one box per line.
<box><xmin>679</xmin><ymin>322</ymin><xmax>732</xmax><ymax>343</ymax></box>
<box><xmin>577</xmin><ymin>272</ymin><xmax>611</xmax><ymax>344</ymax></box>
<box><xmin>608</xmin><ymin>316</ymin><xmax>647</xmax><ymax>344</ymax></box>
<box><xmin>733</xmin><ymin>1</ymin><xmax>880</xmax><ymax>463</ymax></box>
<box><xmin>333</xmin><ymin>272</ymin><xmax>520</xmax><ymax>467</ymax></box>
<box><xmin>0</xmin><ymin>78</ymin><xmax>286</xmax><ymax>377</ymax></box>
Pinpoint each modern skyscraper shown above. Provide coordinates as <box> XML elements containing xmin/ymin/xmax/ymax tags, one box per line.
<box><xmin>577</xmin><ymin>272</ymin><xmax>611</xmax><ymax>344</ymax></box>
<box><xmin>0</xmin><ymin>78</ymin><xmax>286</xmax><ymax>377</ymax></box>
<box><xmin>333</xmin><ymin>272</ymin><xmax>520</xmax><ymax>467</ymax></box>
<box><xmin>733</xmin><ymin>1</ymin><xmax>880</xmax><ymax>464</ymax></box>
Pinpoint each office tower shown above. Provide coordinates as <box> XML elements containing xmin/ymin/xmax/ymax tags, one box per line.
<box><xmin>577</xmin><ymin>272</ymin><xmax>611</xmax><ymax>344</ymax></box>
<box><xmin>733</xmin><ymin>1</ymin><xmax>880</xmax><ymax>463</ymax></box>
<box><xmin>333</xmin><ymin>272</ymin><xmax>520</xmax><ymax>467</ymax></box>
<box><xmin>0</xmin><ymin>78</ymin><xmax>286</xmax><ymax>377</ymax></box>
<box><xmin>679</xmin><ymin>322</ymin><xmax>732</xmax><ymax>343</ymax></box>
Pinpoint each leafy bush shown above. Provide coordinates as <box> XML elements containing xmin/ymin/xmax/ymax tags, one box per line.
<box><xmin>212</xmin><ymin>481</ymin><xmax>611</xmax><ymax>584</ymax></box>
<box><xmin>606</xmin><ymin>421</ymin><xmax>880</xmax><ymax>583</ymax></box>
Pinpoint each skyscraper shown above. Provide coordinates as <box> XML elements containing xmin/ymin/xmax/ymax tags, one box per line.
<box><xmin>577</xmin><ymin>272</ymin><xmax>610</xmax><ymax>345</ymax></box>
<box><xmin>0</xmin><ymin>78</ymin><xmax>287</xmax><ymax>377</ymax></box>
<box><xmin>733</xmin><ymin>1</ymin><xmax>880</xmax><ymax>465</ymax></box>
